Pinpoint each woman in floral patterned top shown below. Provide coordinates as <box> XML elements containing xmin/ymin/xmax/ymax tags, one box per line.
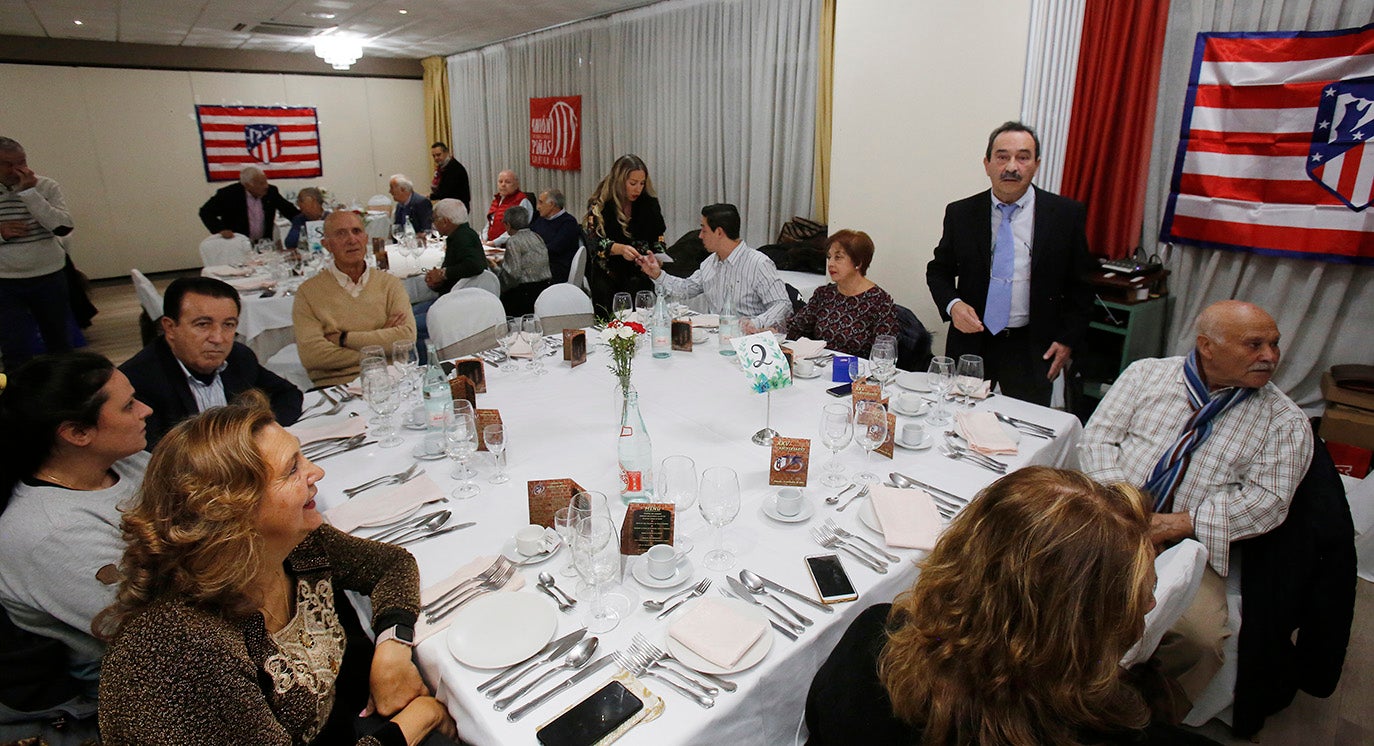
<box><xmin>788</xmin><ymin>229</ymin><xmax>899</xmax><ymax>358</ymax></box>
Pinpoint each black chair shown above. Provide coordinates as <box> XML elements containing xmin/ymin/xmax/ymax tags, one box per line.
<box><xmin>894</xmin><ymin>305</ymin><xmax>933</xmax><ymax>372</ymax></box>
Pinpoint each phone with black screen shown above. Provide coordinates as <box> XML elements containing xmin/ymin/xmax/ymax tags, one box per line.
<box><xmin>805</xmin><ymin>553</ymin><xmax>858</xmax><ymax>604</ymax></box>
<box><xmin>536</xmin><ymin>680</ymin><xmax>644</xmax><ymax>746</ymax></box>
<box><xmin>825</xmin><ymin>383</ymin><xmax>853</xmax><ymax>397</ymax></box>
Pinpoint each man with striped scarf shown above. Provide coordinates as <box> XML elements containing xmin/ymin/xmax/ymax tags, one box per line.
<box><xmin>0</xmin><ymin>137</ymin><xmax>73</xmax><ymax>371</ymax></box>
<box><xmin>1078</xmin><ymin>300</ymin><xmax>1312</xmax><ymax>709</ymax></box>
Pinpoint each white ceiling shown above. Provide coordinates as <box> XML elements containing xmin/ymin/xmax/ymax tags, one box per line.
<box><xmin>0</xmin><ymin>0</ymin><xmax>658</xmax><ymax>59</ymax></box>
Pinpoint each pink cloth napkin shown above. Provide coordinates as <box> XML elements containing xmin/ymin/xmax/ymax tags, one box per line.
<box><xmin>324</xmin><ymin>474</ymin><xmax>443</xmax><ymax>533</ymax></box>
<box><xmin>508</xmin><ymin>332</ymin><xmax>535</xmax><ymax>359</ymax></box>
<box><xmin>954</xmin><ymin>411</ymin><xmax>1018</xmax><ymax>455</ymax></box>
<box><xmin>868</xmin><ymin>484</ymin><xmax>943</xmax><ymax>550</ymax></box>
<box><xmin>224</xmin><ymin>275</ymin><xmax>275</xmax><ymax>291</ymax></box>
<box><xmin>415</xmin><ymin>555</ymin><xmax>526</xmax><ymax>642</ymax></box>
<box><xmin>288</xmin><ymin>416</ymin><xmax>367</xmax><ymax>444</ymax></box>
<box><xmin>690</xmin><ymin>314</ymin><xmax>719</xmax><ymax>328</ymax></box>
<box><xmin>668</xmin><ymin>598</ymin><xmax>767</xmax><ymax>669</ymax></box>
<box><xmin>955</xmin><ymin>378</ymin><xmax>992</xmax><ymax>399</ymax></box>
<box><xmin>202</xmin><ymin>264</ymin><xmax>253</xmax><ymax>277</ymax></box>
<box><xmin>785</xmin><ymin>337</ymin><xmax>827</xmax><ymax>360</ymax></box>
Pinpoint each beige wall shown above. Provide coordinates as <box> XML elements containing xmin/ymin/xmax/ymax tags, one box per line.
<box><xmin>0</xmin><ymin>63</ymin><xmax>428</xmax><ymax>278</ymax></box>
<box><xmin>829</xmin><ymin>0</ymin><xmax>1031</xmax><ymax>352</ymax></box>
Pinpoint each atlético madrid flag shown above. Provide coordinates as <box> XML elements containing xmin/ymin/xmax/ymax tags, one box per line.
<box><xmin>1161</xmin><ymin>24</ymin><xmax>1374</xmax><ymax>265</ymax></box>
<box><xmin>195</xmin><ymin>105</ymin><xmax>323</xmax><ymax>182</ymax></box>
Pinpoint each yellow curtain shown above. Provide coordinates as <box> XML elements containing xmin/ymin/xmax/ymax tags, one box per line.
<box><xmin>422</xmin><ymin>56</ymin><xmax>452</xmax><ymax>151</ymax></box>
<box><xmin>812</xmin><ymin>0</ymin><xmax>835</xmax><ymax>223</ymax></box>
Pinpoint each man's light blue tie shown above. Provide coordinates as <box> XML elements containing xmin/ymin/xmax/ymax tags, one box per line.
<box><xmin>985</xmin><ymin>202</ymin><xmax>1018</xmax><ymax>335</ymax></box>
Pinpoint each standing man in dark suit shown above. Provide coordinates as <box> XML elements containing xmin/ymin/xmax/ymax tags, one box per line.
<box><xmin>531</xmin><ymin>188</ymin><xmax>582</xmax><ymax>284</ymax></box>
<box><xmin>198</xmin><ymin>166</ymin><xmax>299</xmax><ymax>243</ymax></box>
<box><xmin>429</xmin><ymin>141</ymin><xmax>471</xmax><ymax>211</ymax></box>
<box><xmin>926</xmin><ymin>121</ymin><xmax>1095</xmax><ymax>406</ymax></box>
<box><xmin>119</xmin><ymin>277</ymin><xmax>302</xmax><ymax>449</ymax></box>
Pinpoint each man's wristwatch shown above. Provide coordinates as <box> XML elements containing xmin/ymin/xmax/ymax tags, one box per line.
<box><xmin>338</xmin><ymin>331</ymin><xmax>349</xmax><ymax>347</ymax></box>
<box><xmin>376</xmin><ymin>623</ymin><xmax>416</xmax><ymax>647</ymax></box>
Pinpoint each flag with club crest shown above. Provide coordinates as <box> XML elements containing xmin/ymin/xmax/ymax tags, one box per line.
<box><xmin>195</xmin><ymin>105</ymin><xmax>322</xmax><ymax>182</ymax></box>
<box><xmin>1161</xmin><ymin>24</ymin><xmax>1374</xmax><ymax>265</ymax></box>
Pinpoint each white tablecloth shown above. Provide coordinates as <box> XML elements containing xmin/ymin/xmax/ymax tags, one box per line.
<box><xmin>306</xmin><ymin>342</ymin><xmax>1081</xmax><ymax>745</ymax></box>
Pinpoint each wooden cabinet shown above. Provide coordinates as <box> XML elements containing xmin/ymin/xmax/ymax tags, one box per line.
<box><xmin>1075</xmin><ymin>295</ymin><xmax>1170</xmax><ymax>410</ymax></box>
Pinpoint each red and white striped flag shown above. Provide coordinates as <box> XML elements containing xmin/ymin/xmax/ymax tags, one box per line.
<box><xmin>195</xmin><ymin>105</ymin><xmax>322</xmax><ymax>182</ymax></box>
<box><xmin>1161</xmin><ymin>25</ymin><xmax>1374</xmax><ymax>264</ymax></box>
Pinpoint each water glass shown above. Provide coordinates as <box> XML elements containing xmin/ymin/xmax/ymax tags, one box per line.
<box><xmin>635</xmin><ymin>290</ymin><xmax>656</xmax><ymax>318</ymax></box>
<box><xmin>927</xmin><ymin>355</ymin><xmax>955</xmax><ymax>426</ymax></box>
<box><xmin>853</xmin><ymin>400</ymin><xmax>888</xmax><ymax>484</ymax></box>
<box><xmin>612</xmin><ymin>292</ymin><xmax>633</xmax><ymax>321</ymax></box>
<box><xmin>698</xmin><ymin>466</ymin><xmax>741</xmax><ymax>572</ymax></box>
<box><xmin>499</xmin><ymin>316</ymin><xmax>521</xmax><ymax>372</ymax></box>
<box><xmin>484</xmin><ymin>423</ymin><xmax>508</xmax><ymax>484</ymax></box>
<box><xmin>572</xmin><ymin>515</ymin><xmax>622</xmax><ymax>633</ymax></box>
<box><xmin>870</xmin><ymin>336</ymin><xmax>898</xmax><ymax>395</ymax></box>
<box><xmin>361</xmin><ymin>367</ymin><xmax>402</xmax><ymax>448</ymax></box>
<box><xmin>445</xmin><ymin>410</ymin><xmax>479</xmax><ymax>499</ymax></box>
<box><xmin>819</xmin><ymin>402</ymin><xmax>854</xmax><ymax>488</ymax></box>
<box><xmin>392</xmin><ymin>341</ymin><xmax>418</xmax><ymax>374</ymax></box>
<box><xmin>956</xmin><ymin>354</ymin><xmax>984</xmax><ymax>407</ymax></box>
<box><xmin>522</xmin><ymin>315</ymin><xmax>546</xmax><ymax>375</ymax></box>
<box><xmin>553</xmin><ymin>507</ymin><xmax>580</xmax><ymax>577</ymax></box>
<box><xmin>657</xmin><ymin>455</ymin><xmax>698</xmax><ymax>553</ymax></box>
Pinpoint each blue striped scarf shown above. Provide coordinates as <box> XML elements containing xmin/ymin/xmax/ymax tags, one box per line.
<box><xmin>1142</xmin><ymin>349</ymin><xmax>1253</xmax><ymax>513</ymax></box>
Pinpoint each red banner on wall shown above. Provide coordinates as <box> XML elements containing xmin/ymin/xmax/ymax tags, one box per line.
<box><xmin>530</xmin><ymin>96</ymin><xmax>581</xmax><ymax>171</ymax></box>
<box><xmin>195</xmin><ymin>105</ymin><xmax>322</xmax><ymax>182</ymax></box>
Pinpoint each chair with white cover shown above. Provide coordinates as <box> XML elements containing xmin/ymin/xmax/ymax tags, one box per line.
<box><xmin>534</xmin><ymin>282</ymin><xmax>595</xmax><ymax>332</ymax></box>
<box><xmin>427</xmin><ymin>288</ymin><xmax>506</xmax><ymax>360</ymax></box>
<box><xmin>454</xmin><ymin>269</ymin><xmax>500</xmax><ymax>297</ymax></box>
<box><xmin>1121</xmin><ymin>539</ymin><xmax>1208</xmax><ymax>669</ymax></box>
<box><xmin>130</xmin><ymin>269</ymin><xmax>164</xmax><ymax>345</ymax></box>
<box><xmin>264</xmin><ymin>343</ymin><xmax>314</xmax><ymax>392</ymax></box>
<box><xmin>198</xmin><ymin>234</ymin><xmax>252</xmax><ymax>267</ymax></box>
<box><xmin>568</xmin><ymin>242</ymin><xmax>589</xmax><ymax>294</ymax></box>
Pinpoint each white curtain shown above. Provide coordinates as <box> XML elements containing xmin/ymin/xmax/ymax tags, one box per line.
<box><xmin>1142</xmin><ymin>0</ymin><xmax>1374</xmax><ymax>411</ymax></box>
<box><xmin>1020</xmin><ymin>0</ymin><xmax>1086</xmax><ymax>194</ymax></box>
<box><xmin>446</xmin><ymin>0</ymin><xmax>818</xmax><ymax>251</ymax></box>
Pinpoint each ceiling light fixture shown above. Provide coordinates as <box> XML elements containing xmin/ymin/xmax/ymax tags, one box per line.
<box><xmin>74</xmin><ymin>19</ymin><xmax>83</xmax><ymax>25</ymax></box>
<box><xmin>399</xmin><ymin>9</ymin><xmax>409</xmax><ymax>14</ymax></box>
<box><xmin>314</xmin><ymin>35</ymin><xmax>363</xmax><ymax>70</ymax></box>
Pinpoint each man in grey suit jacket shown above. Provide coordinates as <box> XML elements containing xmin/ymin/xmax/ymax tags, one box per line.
<box><xmin>926</xmin><ymin>121</ymin><xmax>1095</xmax><ymax>405</ymax></box>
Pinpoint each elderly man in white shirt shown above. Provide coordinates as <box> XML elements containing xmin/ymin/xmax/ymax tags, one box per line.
<box><xmin>635</xmin><ymin>203</ymin><xmax>791</xmax><ymax>332</ymax></box>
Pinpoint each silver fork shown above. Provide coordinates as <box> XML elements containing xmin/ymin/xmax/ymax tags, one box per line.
<box><xmin>814</xmin><ymin>524</ymin><xmax>891</xmax><ymax>567</ymax></box>
<box><xmin>329</xmin><ymin>385</ymin><xmax>360</xmax><ymax>402</ymax></box>
<box><xmin>834</xmin><ymin>484</ymin><xmax>871</xmax><ymax>512</ymax></box>
<box><xmin>811</xmin><ymin>526</ymin><xmax>888</xmax><ymax>573</ymax></box>
<box><xmin>624</xmin><ymin>641</ymin><xmax>718</xmax><ymax>697</ymax></box>
<box><xmin>343</xmin><ymin>463</ymin><xmax>423</xmax><ymax>498</ymax></box>
<box><xmin>296</xmin><ymin>400</ymin><xmax>345</xmax><ymax>422</ymax></box>
<box><xmin>943</xmin><ymin>433</ymin><xmax>1009</xmax><ymax>472</ymax></box>
<box><xmin>656</xmin><ymin>578</ymin><xmax>711</xmax><ymax>619</ymax></box>
<box><xmin>825</xmin><ymin>518</ymin><xmax>900</xmax><ymax>563</ymax></box>
<box><xmin>631</xmin><ymin>634</ymin><xmax>736</xmax><ymax>693</ymax></box>
<box><xmin>940</xmin><ymin>445</ymin><xmax>1007</xmax><ymax>474</ymax></box>
<box><xmin>613</xmin><ymin>650</ymin><xmax>714</xmax><ymax>708</ymax></box>
<box><xmin>426</xmin><ymin>563</ymin><xmax>516</xmax><ymax>623</ymax></box>
<box><xmin>421</xmin><ymin>556</ymin><xmax>510</xmax><ymax>614</ymax></box>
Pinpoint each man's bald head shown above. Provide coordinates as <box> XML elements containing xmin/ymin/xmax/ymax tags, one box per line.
<box><xmin>1194</xmin><ymin>300</ymin><xmax>1281</xmax><ymax>390</ymax></box>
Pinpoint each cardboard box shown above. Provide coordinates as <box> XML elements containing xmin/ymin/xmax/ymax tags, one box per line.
<box><xmin>1326</xmin><ymin>440</ymin><xmax>1372</xmax><ymax>479</ymax></box>
<box><xmin>1321</xmin><ymin>372</ymin><xmax>1374</xmax><ymax>411</ymax></box>
<box><xmin>1319</xmin><ymin>403</ymin><xmax>1374</xmax><ymax>452</ymax></box>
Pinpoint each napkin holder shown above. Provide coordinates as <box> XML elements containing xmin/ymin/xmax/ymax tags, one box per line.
<box><xmin>671</xmin><ymin>320</ymin><xmax>693</xmax><ymax>351</ymax></box>
<box><xmin>769</xmin><ymin>437</ymin><xmax>810</xmax><ymax>486</ymax></box>
<box><xmin>619</xmin><ymin>503</ymin><xmax>675</xmax><ymax>556</ymax></box>
<box><xmin>475</xmin><ymin>409</ymin><xmax>501</xmax><ymax>451</ymax></box>
<box><xmin>562</xmin><ymin>329</ymin><xmax>587</xmax><ymax>368</ymax></box>
<box><xmin>851</xmin><ymin>378</ymin><xmax>889</xmax><ymax>409</ymax></box>
<box><xmin>527</xmin><ymin>478</ymin><xmax>588</xmax><ymax>528</ymax></box>
<box><xmin>454</xmin><ymin>357</ymin><xmax>486</xmax><ymax>393</ymax></box>
<box><xmin>448</xmin><ymin>375</ymin><xmax>477</xmax><ymax>411</ymax></box>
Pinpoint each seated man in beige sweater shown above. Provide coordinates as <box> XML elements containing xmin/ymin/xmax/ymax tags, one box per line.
<box><xmin>293</xmin><ymin>210</ymin><xmax>416</xmax><ymax>386</ymax></box>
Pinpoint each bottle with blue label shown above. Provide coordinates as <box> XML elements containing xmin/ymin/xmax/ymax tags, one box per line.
<box><xmin>617</xmin><ymin>387</ymin><xmax>654</xmax><ymax>503</ymax></box>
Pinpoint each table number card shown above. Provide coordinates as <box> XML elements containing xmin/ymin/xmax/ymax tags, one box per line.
<box><xmin>563</xmin><ymin>329</ymin><xmax>587</xmax><ymax>368</ymax></box>
<box><xmin>448</xmin><ymin>375</ymin><xmax>476</xmax><ymax>411</ymax></box>
<box><xmin>454</xmin><ymin>357</ymin><xmax>486</xmax><ymax>393</ymax></box>
<box><xmin>618</xmin><ymin>503</ymin><xmax>675</xmax><ymax>556</ymax></box>
<box><xmin>730</xmin><ymin>331</ymin><xmax>792</xmax><ymax>393</ymax></box>
<box><xmin>769</xmin><ymin>437</ymin><xmax>811</xmax><ymax>486</ymax></box>
<box><xmin>474</xmin><ymin>409</ymin><xmax>501</xmax><ymax>451</ymax></box>
<box><xmin>851</xmin><ymin>378</ymin><xmax>888</xmax><ymax>409</ymax></box>
<box><xmin>526</xmin><ymin>478</ymin><xmax>587</xmax><ymax>528</ymax></box>
<box><xmin>671</xmin><ymin>320</ymin><xmax>693</xmax><ymax>351</ymax></box>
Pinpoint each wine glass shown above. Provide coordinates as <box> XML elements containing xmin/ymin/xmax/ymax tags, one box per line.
<box><xmin>956</xmin><ymin>354</ymin><xmax>984</xmax><ymax>408</ymax></box>
<box><xmin>612</xmin><ymin>292</ymin><xmax>632</xmax><ymax>321</ymax></box>
<box><xmin>926</xmin><ymin>356</ymin><xmax>955</xmax><ymax>426</ymax></box>
<box><xmin>853</xmin><ymin>400</ymin><xmax>888</xmax><ymax>484</ymax></box>
<box><xmin>553</xmin><ymin>507</ymin><xmax>580</xmax><ymax>577</ymax></box>
<box><xmin>499</xmin><ymin>316</ymin><xmax>521</xmax><ymax>372</ymax></box>
<box><xmin>698</xmin><ymin>466</ymin><xmax>741</xmax><ymax>572</ymax></box>
<box><xmin>571</xmin><ymin>515</ymin><xmax>622</xmax><ymax>633</ymax></box>
<box><xmin>392</xmin><ymin>340</ymin><xmax>418</xmax><ymax>375</ymax></box>
<box><xmin>522</xmin><ymin>314</ymin><xmax>546</xmax><ymax>375</ymax></box>
<box><xmin>819</xmin><ymin>402</ymin><xmax>854</xmax><ymax>488</ymax></box>
<box><xmin>361</xmin><ymin>367</ymin><xmax>402</xmax><ymax>448</ymax></box>
<box><xmin>656</xmin><ymin>455</ymin><xmax>697</xmax><ymax>553</ymax></box>
<box><xmin>635</xmin><ymin>290</ymin><xmax>656</xmax><ymax>319</ymax></box>
<box><xmin>484</xmin><ymin>423</ymin><xmax>508</xmax><ymax>484</ymax></box>
<box><xmin>391</xmin><ymin>224</ymin><xmax>406</xmax><ymax>246</ymax></box>
<box><xmin>870</xmin><ymin>336</ymin><xmax>898</xmax><ymax>396</ymax></box>
<box><xmin>445</xmin><ymin>409</ymin><xmax>480</xmax><ymax>499</ymax></box>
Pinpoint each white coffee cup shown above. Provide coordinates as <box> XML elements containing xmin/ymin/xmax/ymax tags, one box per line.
<box><xmin>794</xmin><ymin>358</ymin><xmax>815</xmax><ymax>377</ymax></box>
<box><xmin>775</xmin><ymin>487</ymin><xmax>804</xmax><ymax>517</ymax></box>
<box><xmin>901</xmin><ymin>423</ymin><xmax>925</xmax><ymax>446</ymax></box>
<box><xmin>645</xmin><ymin>543</ymin><xmax>685</xmax><ymax>580</ymax></box>
<box><xmin>692</xmin><ymin>328</ymin><xmax>710</xmax><ymax>344</ymax></box>
<box><xmin>515</xmin><ymin>525</ymin><xmax>547</xmax><ymax>556</ymax></box>
<box><xmin>896</xmin><ymin>392</ymin><xmax>923</xmax><ymax>412</ymax></box>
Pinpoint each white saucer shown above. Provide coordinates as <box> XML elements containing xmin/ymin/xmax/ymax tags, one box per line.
<box><xmin>890</xmin><ymin>399</ymin><xmax>931</xmax><ymax>417</ymax></box>
<box><xmin>630</xmin><ymin>556</ymin><xmax>694</xmax><ymax>589</ymax></box>
<box><xmin>501</xmin><ymin>535</ymin><xmax>563</xmax><ymax>565</ymax></box>
<box><xmin>664</xmin><ymin>598</ymin><xmax>774</xmax><ymax>674</ymax></box>
<box><xmin>410</xmin><ymin>444</ymin><xmax>448</xmax><ymax>461</ymax></box>
<box><xmin>760</xmin><ymin>495</ymin><xmax>815</xmax><ymax>523</ymax></box>
<box><xmin>895</xmin><ymin>372</ymin><xmax>932</xmax><ymax>392</ymax></box>
<box><xmin>894</xmin><ymin>433</ymin><xmax>935</xmax><ymax>451</ymax></box>
<box><xmin>792</xmin><ymin>368</ymin><xmax>824</xmax><ymax>380</ymax></box>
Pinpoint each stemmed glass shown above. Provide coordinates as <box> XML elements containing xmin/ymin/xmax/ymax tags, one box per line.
<box><xmin>926</xmin><ymin>356</ymin><xmax>955</xmax><ymax>426</ymax></box>
<box><xmin>698</xmin><ymin>466</ymin><xmax>741</xmax><ymax>572</ymax></box>
<box><xmin>819</xmin><ymin>402</ymin><xmax>854</xmax><ymax>488</ymax></box>
<box><xmin>612</xmin><ymin>292</ymin><xmax>633</xmax><ymax>321</ymax></box>
<box><xmin>498</xmin><ymin>316</ymin><xmax>521</xmax><ymax>372</ymax></box>
<box><xmin>553</xmin><ymin>507</ymin><xmax>580</xmax><ymax>577</ymax></box>
<box><xmin>484</xmin><ymin>423</ymin><xmax>508</xmax><ymax>484</ymax></box>
<box><xmin>657</xmin><ymin>455</ymin><xmax>698</xmax><ymax>553</ymax></box>
<box><xmin>635</xmin><ymin>290</ymin><xmax>656</xmax><ymax>319</ymax></box>
<box><xmin>956</xmin><ymin>354</ymin><xmax>984</xmax><ymax>407</ymax></box>
<box><xmin>522</xmin><ymin>314</ymin><xmax>546</xmax><ymax>375</ymax></box>
<box><xmin>853</xmin><ymin>400</ymin><xmax>888</xmax><ymax>484</ymax></box>
<box><xmin>390</xmin><ymin>224</ymin><xmax>406</xmax><ymax>247</ymax></box>
<box><xmin>870</xmin><ymin>335</ymin><xmax>898</xmax><ymax>396</ymax></box>
<box><xmin>571</xmin><ymin>515</ymin><xmax>622</xmax><ymax>633</ymax></box>
<box><xmin>445</xmin><ymin>408</ymin><xmax>480</xmax><ymax>499</ymax></box>
<box><xmin>361</xmin><ymin>367</ymin><xmax>403</xmax><ymax>448</ymax></box>
<box><xmin>392</xmin><ymin>341</ymin><xmax>419</xmax><ymax>427</ymax></box>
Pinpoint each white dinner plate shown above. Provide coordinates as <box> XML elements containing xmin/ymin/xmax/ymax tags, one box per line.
<box><xmin>760</xmin><ymin>495</ymin><xmax>815</xmax><ymax>523</ymax></box>
<box><xmin>630</xmin><ymin>556</ymin><xmax>694</xmax><ymax>589</ymax></box>
<box><xmin>858</xmin><ymin>499</ymin><xmax>883</xmax><ymax>534</ymax></box>
<box><xmin>895</xmin><ymin>372</ymin><xmax>932</xmax><ymax>393</ymax></box>
<box><xmin>445</xmin><ymin>591</ymin><xmax>557</xmax><ymax>669</ymax></box>
<box><xmin>664</xmin><ymin>598</ymin><xmax>774</xmax><ymax>675</ymax></box>
<box><xmin>355</xmin><ymin>502</ymin><xmax>425</xmax><ymax>529</ymax></box>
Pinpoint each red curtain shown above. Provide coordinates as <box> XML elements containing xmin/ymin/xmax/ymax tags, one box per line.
<box><xmin>1059</xmin><ymin>0</ymin><xmax>1170</xmax><ymax>260</ymax></box>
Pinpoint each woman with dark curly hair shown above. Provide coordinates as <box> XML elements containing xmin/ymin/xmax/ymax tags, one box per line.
<box><xmin>98</xmin><ymin>399</ymin><xmax>456</xmax><ymax>745</ymax></box>
<box><xmin>805</xmin><ymin>466</ymin><xmax>1217</xmax><ymax>746</ymax></box>
<box><xmin>582</xmin><ymin>154</ymin><xmax>666</xmax><ymax>314</ymax></box>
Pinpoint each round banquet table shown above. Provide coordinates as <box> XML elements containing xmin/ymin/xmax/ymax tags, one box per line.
<box><xmin>302</xmin><ymin>337</ymin><xmax>1082</xmax><ymax>745</ymax></box>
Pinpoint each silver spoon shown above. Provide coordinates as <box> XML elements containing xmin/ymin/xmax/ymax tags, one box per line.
<box><xmin>738</xmin><ymin>570</ymin><xmax>812</xmax><ymax>627</ymax></box>
<box><xmin>538</xmin><ymin>572</ymin><xmax>576</xmax><ymax>609</ymax></box>
<box><xmin>493</xmin><ymin>637</ymin><xmax>598</xmax><ymax>712</ymax></box>
<box><xmin>824</xmin><ymin>483</ymin><xmax>858</xmax><ymax>506</ymax></box>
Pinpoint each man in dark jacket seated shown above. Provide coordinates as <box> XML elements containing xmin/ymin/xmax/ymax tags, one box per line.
<box><xmin>119</xmin><ymin>277</ymin><xmax>302</xmax><ymax>449</ymax></box>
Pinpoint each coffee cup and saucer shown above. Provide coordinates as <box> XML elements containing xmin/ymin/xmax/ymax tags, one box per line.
<box><xmin>792</xmin><ymin>358</ymin><xmax>823</xmax><ymax>379</ymax></box>
<box><xmin>631</xmin><ymin>544</ymin><xmax>693</xmax><ymax>589</ymax></box>
<box><xmin>894</xmin><ymin>422</ymin><xmax>934</xmax><ymax>451</ymax></box>
<box><xmin>501</xmin><ymin>524</ymin><xmax>562</xmax><ymax>564</ymax></box>
<box><xmin>890</xmin><ymin>392</ymin><xmax>931</xmax><ymax>417</ymax></box>
<box><xmin>761</xmin><ymin>487</ymin><xmax>814</xmax><ymax>523</ymax></box>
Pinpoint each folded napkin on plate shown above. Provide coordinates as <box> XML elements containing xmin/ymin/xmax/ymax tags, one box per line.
<box><xmin>868</xmin><ymin>484</ymin><xmax>943</xmax><ymax>550</ymax></box>
<box><xmin>324</xmin><ymin>474</ymin><xmax>443</xmax><ymax>533</ymax></box>
<box><xmin>954</xmin><ymin>411</ymin><xmax>1018</xmax><ymax>455</ymax></box>
<box><xmin>224</xmin><ymin>276</ymin><xmax>275</xmax><ymax>291</ymax></box>
<box><xmin>957</xmin><ymin>379</ymin><xmax>992</xmax><ymax>399</ymax></box>
<box><xmin>415</xmin><ymin>554</ymin><xmax>526</xmax><ymax>642</ymax></box>
<box><xmin>289</xmin><ymin>416</ymin><xmax>367</xmax><ymax>445</ymax></box>
<box><xmin>668</xmin><ymin>597</ymin><xmax>767</xmax><ymax>669</ymax></box>
<box><xmin>203</xmin><ymin>264</ymin><xmax>253</xmax><ymax>277</ymax></box>
<box><xmin>785</xmin><ymin>337</ymin><xmax>827</xmax><ymax>360</ymax></box>
<box><xmin>508</xmin><ymin>332</ymin><xmax>534</xmax><ymax>359</ymax></box>
<box><xmin>690</xmin><ymin>314</ymin><xmax>719</xmax><ymax>328</ymax></box>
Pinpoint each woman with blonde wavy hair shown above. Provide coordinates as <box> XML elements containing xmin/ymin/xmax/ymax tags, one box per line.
<box><xmin>805</xmin><ymin>466</ymin><xmax>1217</xmax><ymax>746</ymax></box>
<box><xmin>582</xmin><ymin>154</ymin><xmax>666</xmax><ymax>314</ymax></box>
<box><xmin>97</xmin><ymin>398</ymin><xmax>456</xmax><ymax>745</ymax></box>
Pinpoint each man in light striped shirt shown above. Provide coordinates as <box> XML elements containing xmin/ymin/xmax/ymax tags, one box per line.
<box><xmin>0</xmin><ymin>137</ymin><xmax>74</xmax><ymax>371</ymax></box>
<box><xmin>635</xmin><ymin>203</ymin><xmax>791</xmax><ymax>332</ymax></box>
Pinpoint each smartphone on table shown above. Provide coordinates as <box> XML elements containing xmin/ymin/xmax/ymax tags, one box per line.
<box><xmin>536</xmin><ymin>680</ymin><xmax>644</xmax><ymax>746</ymax></box>
<box><xmin>825</xmin><ymin>383</ymin><xmax>853</xmax><ymax>397</ymax></box>
<box><xmin>805</xmin><ymin>553</ymin><xmax>859</xmax><ymax>604</ymax></box>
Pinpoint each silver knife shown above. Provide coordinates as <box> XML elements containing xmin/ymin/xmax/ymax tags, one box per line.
<box><xmin>891</xmin><ymin>473</ymin><xmax>967</xmax><ymax>505</ymax></box>
<box><xmin>312</xmin><ymin>440</ymin><xmax>378</xmax><ymax>461</ymax></box>
<box><xmin>506</xmin><ymin>653</ymin><xmax>614</xmax><ymax>722</ymax></box>
<box><xmin>751</xmin><ymin>572</ymin><xmax>833</xmax><ymax>613</ymax></box>
<box><xmin>770</xmin><ymin>620</ymin><xmax>798</xmax><ymax>641</ymax></box>
<box><xmin>393</xmin><ymin>521</ymin><xmax>476</xmax><ymax>547</ymax></box>
<box><xmin>479</xmin><ymin>628</ymin><xmax>587</xmax><ymax>696</ymax></box>
<box><xmin>726</xmin><ymin>577</ymin><xmax>804</xmax><ymax>634</ymax></box>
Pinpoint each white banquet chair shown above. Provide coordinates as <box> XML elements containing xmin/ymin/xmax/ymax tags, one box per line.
<box><xmin>264</xmin><ymin>343</ymin><xmax>314</xmax><ymax>392</ymax></box>
<box><xmin>568</xmin><ymin>243</ymin><xmax>589</xmax><ymax>294</ymax></box>
<box><xmin>130</xmin><ymin>269</ymin><xmax>165</xmax><ymax>345</ymax></box>
<box><xmin>534</xmin><ymin>282</ymin><xmax>595</xmax><ymax>332</ymax></box>
<box><xmin>1120</xmin><ymin>539</ymin><xmax>1208</xmax><ymax>669</ymax></box>
<box><xmin>454</xmin><ymin>269</ymin><xmax>500</xmax><ymax>297</ymax></box>
<box><xmin>427</xmin><ymin>288</ymin><xmax>506</xmax><ymax>360</ymax></box>
<box><xmin>198</xmin><ymin>234</ymin><xmax>252</xmax><ymax>266</ymax></box>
